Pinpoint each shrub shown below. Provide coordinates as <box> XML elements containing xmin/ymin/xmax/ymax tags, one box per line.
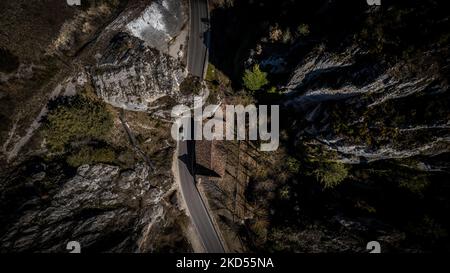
<box><xmin>42</xmin><ymin>95</ymin><xmax>113</xmax><ymax>152</ymax></box>
<box><xmin>279</xmin><ymin>185</ymin><xmax>291</xmax><ymax>200</ymax></box>
<box><xmin>243</xmin><ymin>64</ymin><xmax>269</xmax><ymax>91</ymax></box>
<box><xmin>398</xmin><ymin>175</ymin><xmax>430</xmax><ymax>194</ymax></box>
<box><xmin>180</xmin><ymin>75</ymin><xmax>202</xmax><ymax>95</ymax></box>
<box><xmin>67</xmin><ymin>146</ymin><xmax>116</xmax><ymax>167</ymax></box>
<box><xmin>314</xmin><ymin>162</ymin><xmax>349</xmax><ymax>189</ymax></box>
<box><xmin>267</xmin><ymin>86</ymin><xmax>279</xmax><ymax>94</ymax></box>
<box><xmin>297</xmin><ymin>24</ymin><xmax>310</xmax><ymax>37</ymax></box>
<box><xmin>269</xmin><ymin>25</ymin><xmax>283</xmax><ymax>42</ymax></box>
<box><xmin>282</xmin><ymin>28</ymin><xmax>293</xmax><ymax>44</ymax></box>
<box><xmin>251</xmin><ymin>218</ymin><xmax>269</xmax><ymax>242</ymax></box>
<box><xmin>286</xmin><ymin>157</ymin><xmax>300</xmax><ymax>173</ymax></box>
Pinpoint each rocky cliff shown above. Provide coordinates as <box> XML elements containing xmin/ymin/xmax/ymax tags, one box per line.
<box><xmin>91</xmin><ymin>32</ymin><xmax>187</xmax><ymax>112</ymax></box>
<box><xmin>284</xmin><ymin>45</ymin><xmax>450</xmax><ymax>166</ymax></box>
<box><xmin>0</xmin><ymin>163</ymin><xmax>185</xmax><ymax>252</ymax></box>
<box><xmin>88</xmin><ymin>0</ymin><xmax>191</xmax><ymax>113</ymax></box>
<box><xmin>0</xmin><ymin>0</ymin><xmax>192</xmax><ymax>253</ymax></box>
<box><xmin>206</xmin><ymin>0</ymin><xmax>450</xmax><ymax>252</ymax></box>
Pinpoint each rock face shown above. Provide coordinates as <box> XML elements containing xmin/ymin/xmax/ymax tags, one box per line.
<box><xmin>87</xmin><ymin>0</ymin><xmax>191</xmax><ymax>113</ymax></box>
<box><xmin>126</xmin><ymin>0</ymin><xmax>188</xmax><ymax>56</ymax></box>
<box><xmin>284</xmin><ymin>45</ymin><xmax>450</xmax><ymax>166</ymax></box>
<box><xmin>91</xmin><ymin>32</ymin><xmax>187</xmax><ymax>112</ymax></box>
<box><xmin>0</xmin><ymin>163</ymin><xmax>180</xmax><ymax>252</ymax></box>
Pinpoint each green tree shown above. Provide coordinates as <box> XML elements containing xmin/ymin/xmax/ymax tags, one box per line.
<box><xmin>42</xmin><ymin>95</ymin><xmax>113</xmax><ymax>152</ymax></box>
<box><xmin>286</xmin><ymin>157</ymin><xmax>300</xmax><ymax>173</ymax></box>
<box><xmin>314</xmin><ymin>162</ymin><xmax>349</xmax><ymax>189</ymax></box>
<box><xmin>243</xmin><ymin>64</ymin><xmax>269</xmax><ymax>91</ymax></box>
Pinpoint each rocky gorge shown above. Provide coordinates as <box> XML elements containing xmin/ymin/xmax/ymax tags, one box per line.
<box><xmin>0</xmin><ymin>0</ymin><xmax>449</xmax><ymax>253</ymax></box>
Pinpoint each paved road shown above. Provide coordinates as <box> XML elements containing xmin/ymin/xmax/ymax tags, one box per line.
<box><xmin>176</xmin><ymin>0</ymin><xmax>224</xmax><ymax>253</ymax></box>
<box><xmin>177</xmin><ymin>140</ymin><xmax>224</xmax><ymax>253</ymax></box>
<box><xmin>187</xmin><ymin>0</ymin><xmax>210</xmax><ymax>78</ymax></box>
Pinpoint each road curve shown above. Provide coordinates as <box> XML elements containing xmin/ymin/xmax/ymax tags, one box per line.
<box><xmin>177</xmin><ymin>0</ymin><xmax>224</xmax><ymax>253</ymax></box>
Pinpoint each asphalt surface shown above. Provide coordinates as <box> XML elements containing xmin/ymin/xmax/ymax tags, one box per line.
<box><xmin>187</xmin><ymin>0</ymin><xmax>210</xmax><ymax>78</ymax></box>
<box><xmin>177</xmin><ymin>141</ymin><xmax>224</xmax><ymax>253</ymax></box>
<box><xmin>176</xmin><ymin>0</ymin><xmax>224</xmax><ymax>253</ymax></box>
